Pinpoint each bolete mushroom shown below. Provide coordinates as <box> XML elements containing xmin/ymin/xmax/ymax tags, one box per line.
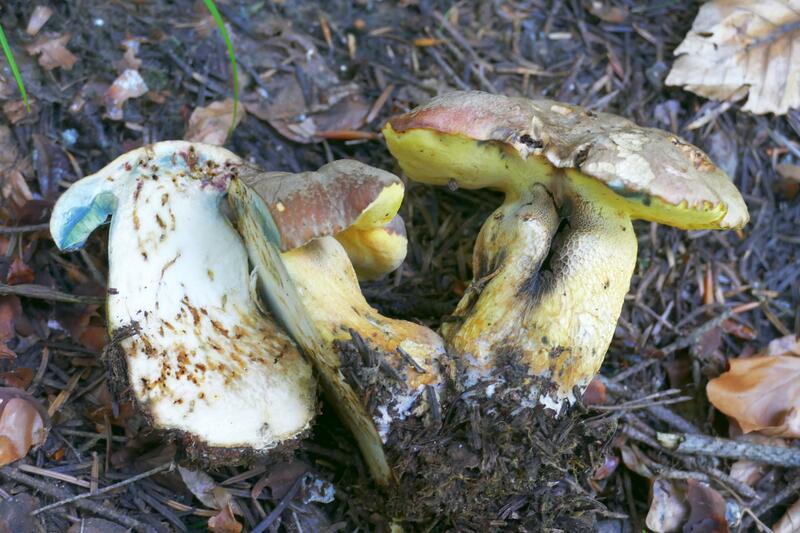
<box><xmin>50</xmin><ymin>142</ymin><xmax>317</xmax><ymax>460</ymax></box>
<box><xmin>228</xmin><ymin>160</ymin><xmax>444</xmax><ymax>485</ymax></box>
<box><xmin>383</xmin><ymin>91</ymin><xmax>748</xmax><ymax>410</ymax></box>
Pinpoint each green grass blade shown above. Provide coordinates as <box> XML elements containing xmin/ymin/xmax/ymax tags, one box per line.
<box><xmin>0</xmin><ymin>24</ymin><xmax>30</xmax><ymax>112</ymax></box>
<box><xmin>202</xmin><ymin>0</ymin><xmax>239</xmax><ymax>140</ymax></box>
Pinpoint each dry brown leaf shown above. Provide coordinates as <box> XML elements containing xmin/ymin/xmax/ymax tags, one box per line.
<box><xmin>666</xmin><ymin>0</ymin><xmax>800</xmax><ymax>115</ymax></box>
<box><xmin>184</xmin><ymin>99</ymin><xmax>245</xmax><ymax>146</ymax></box>
<box><xmin>7</xmin><ymin>257</ymin><xmax>35</xmax><ymax>285</ymax></box>
<box><xmin>774</xmin><ymin>497</ymin><xmax>800</xmax><ymax>533</ymax></box>
<box><xmin>768</xmin><ymin>334</ymin><xmax>800</xmax><ymax>356</ymax></box>
<box><xmin>25</xmin><ymin>32</ymin><xmax>77</xmax><ymax>71</ymax></box>
<box><xmin>104</xmin><ymin>69</ymin><xmax>149</xmax><ymax>121</ymax></box>
<box><xmin>707</xmin><ymin>355</ymin><xmax>800</xmax><ymax>437</ymax></box>
<box><xmin>208</xmin><ymin>505</ymin><xmax>242</xmax><ymax>533</ymax></box>
<box><xmin>0</xmin><ymin>389</ymin><xmax>48</xmax><ymax>467</ymax></box>
<box><xmin>26</xmin><ymin>6</ymin><xmax>53</xmax><ymax>37</ymax></box>
<box><xmin>646</xmin><ymin>478</ymin><xmax>689</xmax><ymax>533</ymax></box>
<box><xmin>685</xmin><ymin>479</ymin><xmax>729</xmax><ymax>533</ymax></box>
<box><xmin>178</xmin><ymin>466</ymin><xmax>232</xmax><ymax>510</ymax></box>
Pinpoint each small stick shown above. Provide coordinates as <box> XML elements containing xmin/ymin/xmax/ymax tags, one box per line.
<box><xmin>0</xmin><ymin>466</ymin><xmax>152</xmax><ymax>532</ymax></box>
<box><xmin>0</xmin><ymin>283</ymin><xmax>104</xmax><ymax>304</ymax></box>
<box><xmin>31</xmin><ymin>461</ymin><xmax>175</xmax><ymax>515</ymax></box>
<box><xmin>251</xmin><ymin>474</ymin><xmax>305</xmax><ymax>533</ymax></box>
<box><xmin>0</xmin><ymin>223</ymin><xmax>50</xmax><ymax>234</ymax></box>
<box><xmin>657</xmin><ymin>433</ymin><xmax>800</xmax><ymax>467</ymax></box>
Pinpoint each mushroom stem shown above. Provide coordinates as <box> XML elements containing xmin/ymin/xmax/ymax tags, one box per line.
<box><xmin>443</xmin><ymin>184</ymin><xmax>637</xmax><ymax>408</ymax></box>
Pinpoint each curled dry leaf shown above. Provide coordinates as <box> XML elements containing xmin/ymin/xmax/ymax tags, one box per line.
<box><xmin>666</xmin><ymin>0</ymin><xmax>800</xmax><ymax>115</ymax></box>
<box><xmin>707</xmin><ymin>355</ymin><xmax>800</xmax><ymax>437</ymax></box>
<box><xmin>646</xmin><ymin>478</ymin><xmax>689</xmax><ymax>533</ymax></box>
<box><xmin>0</xmin><ymin>388</ymin><xmax>49</xmax><ymax>467</ymax></box>
<box><xmin>184</xmin><ymin>99</ymin><xmax>245</xmax><ymax>145</ymax></box>
<box><xmin>104</xmin><ymin>69</ymin><xmax>149</xmax><ymax>120</ymax></box>
<box><xmin>26</xmin><ymin>6</ymin><xmax>54</xmax><ymax>37</ymax></box>
<box><xmin>773</xmin><ymin>497</ymin><xmax>800</xmax><ymax>533</ymax></box>
<box><xmin>208</xmin><ymin>504</ymin><xmax>242</xmax><ymax>533</ymax></box>
<box><xmin>25</xmin><ymin>32</ymin><xmax>77</xmax><ymax>71</ymax></box>
<box><xmin>6</xmin><ymin>257</ymin><xmax>35</xmax><ymax>285</ymax></box>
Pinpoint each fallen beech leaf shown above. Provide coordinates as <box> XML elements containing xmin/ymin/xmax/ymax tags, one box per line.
<box><xmin>685</xmin><ymin>479</ymin><xmax>729</xmax><ymax>533</ymax></box>
<box><xmin>184</xmin><ymin>99</ymin><xmax>245</xmax><ymax>145</ymax></box>
<box><xmin>707</xmin><ymin>355</ymin><xmax>800</xmax><ymax>437</ymax></box>
<box><xmin>666</xmin><ymin>0</ymin><xmax>800</xmax><ymax>115</ymax></box>
<box><xmin>7</xmin><ymin>257</ymin><xmax>35</xmax><ymax>285</ymax></box>
<box><xmin>26</xmin><ymin>6</ymin><xmax>53</xmax><ymax>37</ymax></box>
<box><xmin>104</xmin><ymin>69</ymin><xmax>149</xmax><ymax>121</ymax></box>
<box><xmin>0</xmin><ymin>388</ymin><xmax>48</xmax><ymax>467</ymax></box>
<box><xmin>25</xmin><ymin>32</ymin><xmax>77</xmax><ymax>71</ymax></box>
<box><xmin>208</xmin><ymin>504</ymin><xmax>242</xmax><ymax>533</ymax></box>
<box><xmin>773</xmin><ymin>496</ymin><xmax>800</xmax><ymax>533</ymax></box>
<box><xmin>646</xmin><ymin>478</ymin><xmax>689</xmax><ymax>533</ymax></box>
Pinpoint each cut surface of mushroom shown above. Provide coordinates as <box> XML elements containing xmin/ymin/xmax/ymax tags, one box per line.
<box><xmin>229</xmin><ymin>160</ymin><xmax>444</xmax><ymax>484</ymax></box>
<box><xmin>384</xmin><ymin>91</ymin><xmax>749</xmax><ymax>409</ymax></box>
<box><xmin>50</xmin><ymin>142</ymin><xmax>316</xmax><ymax>455</ymax></box>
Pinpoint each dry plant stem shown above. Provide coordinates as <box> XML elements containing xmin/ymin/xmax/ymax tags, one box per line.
<box><xmin>31</xmin><ymin>461</ymin><xmax>175</xmax><ymax>514</ymax></box>
<box><xmin>0</xmin><ymin>466</ymin><xmax>153</xmax><ymax>532</ymax></box>
<box><xmin>0</xmin><ymin>283</ymin><xmax>104</xmax><ymax>304</ymax></box>
<box><xmin>657</xmin><ymin>432</ymin><xmax>800</xmax><ymax>467</ymax></box>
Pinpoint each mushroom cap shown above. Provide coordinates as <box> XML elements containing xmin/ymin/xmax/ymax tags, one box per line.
<box><xmin>386</xmin><ymin>91</ymin><xmax>748</xmax><ymax>230</ymax></box>
<box><xmin>238</xmin><ymin>159</ymin><xmax>407</xmax><ymax>277</ymax></box>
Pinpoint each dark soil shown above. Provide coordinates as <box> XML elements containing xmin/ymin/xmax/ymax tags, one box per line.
<box><xmin>1</xmin><ymin>1</ymin><xmax>798</xmax><ymax>532</ymax></box>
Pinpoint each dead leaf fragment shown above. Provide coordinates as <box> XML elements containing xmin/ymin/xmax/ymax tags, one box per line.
<box><xmin>26</xmin><ymin>6</ymin><xmax>53</xmax><ymax>37</ymax></box>
<box><xmin>7</xmin><ymin>257</ymin><xmax>35</xmax><ymax>285</ymax></box>
<box><xmin>707</xmin><ymin>355</ymin><xmax>800</xmax><ymax>437</ymax></box>
<box><xmin>178</xmin><ymin>466</ymin><xmax>232</xmax><ymax>510</ymax></box>
<box><xmin>208</xmin><ymin>504</ymin><xmax>242</xmax><ymax>533</ymax></box>
<box><xmin>104</xmin><ymin>69</ymin><xmax>149</xmax><ymax>121</ymax></box>
<box><xmin>0</xmin><ymin>389</ymin><xmax>48</xmax><ymax>467</ymax></box>
<box><xmin>767</xmin><ymin>334</ymin><xmax>800</xmax><ymax>356</ymax></box>
<box><xmin>684</xmin><ymin>479</ymin><xmax>729</xmax><ymax>533</ymax></box>
<box><xmin>25</xmin><ymin>33</ymin><xmax>77</xmax><ymax>71</ymax></box>
<box><xmin>184</xmin><ymin>99</ymin><xmax>245</xmax><ymax>145</ymax></box>
<box><xmin>773</xmin><ymin>497</ymin><xmax>800</xmax><ymax>533</ymax></box>
<box><xmin>646</xmin><ymin>478</ymin><xmax>689</xmax><ymax>533</ymax></box>
<box><xmin>666</xmin><ymin>0</ymin><xmax>800</xmax><ymax>115</ymax></box>
<box><xmin>587</xmin><ymin>1</ymin><xmax>629</xmax><ymax>23</ymax></box>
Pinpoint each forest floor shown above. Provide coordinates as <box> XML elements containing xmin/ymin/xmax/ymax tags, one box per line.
<box><xmin>1</xmin><ymin>1</ymin><xmax>799</xmax><ymax>532</ymax></box>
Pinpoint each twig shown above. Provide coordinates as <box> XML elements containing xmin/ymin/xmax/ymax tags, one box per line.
<box><xmin>657</xmin><ymin>433</ymin><xmax>800</xmax><ymax>467</ymax></box>
<box><xmin>0</xmin><ymin>223</ymin><xmax>50</xmax><ymax>234</ymax></box>
<box><xmin>31</xmin><ymin>461</ymin><xmax>175</xmax><ymax>515</ymax></box>
<box><xmin>251</xmin><ymin>474</ymin><xmax>305</xmax><ymax>533</ymax></box>
<box><xmin>0</xmin><ymin>283</ymin><xmax>105</xmax><ymax>304</ymax></box>
<box><xmin>659</xmin><ymin>309</ymin><xmax>733</xmax><ymax>355</ymax></box>
<box><xmin>0</xmin><ymin>466</ymin><xmax>153</xmax><ymax>532</ymax></box>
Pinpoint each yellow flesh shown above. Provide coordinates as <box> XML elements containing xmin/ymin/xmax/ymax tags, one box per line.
<box><xmin>383</xmin><ymin>124</ymin><xmax>646</xmax><ymax>407</ymax></box>
<box><xmin>335</xmin><ymin>225</ymin><xmax>407</xmax><ymax>280</ymax></box>
<box><xmin>383</xmin><ymin>125</ymin><xmax>730</xmax><ymax>230</ymax></box>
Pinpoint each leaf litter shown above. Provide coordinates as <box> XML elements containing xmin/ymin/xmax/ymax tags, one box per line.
<box><xmin>0</xmin><ymin>1</ymin><xmax>798</xmax><ymax>531</ymax></box>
